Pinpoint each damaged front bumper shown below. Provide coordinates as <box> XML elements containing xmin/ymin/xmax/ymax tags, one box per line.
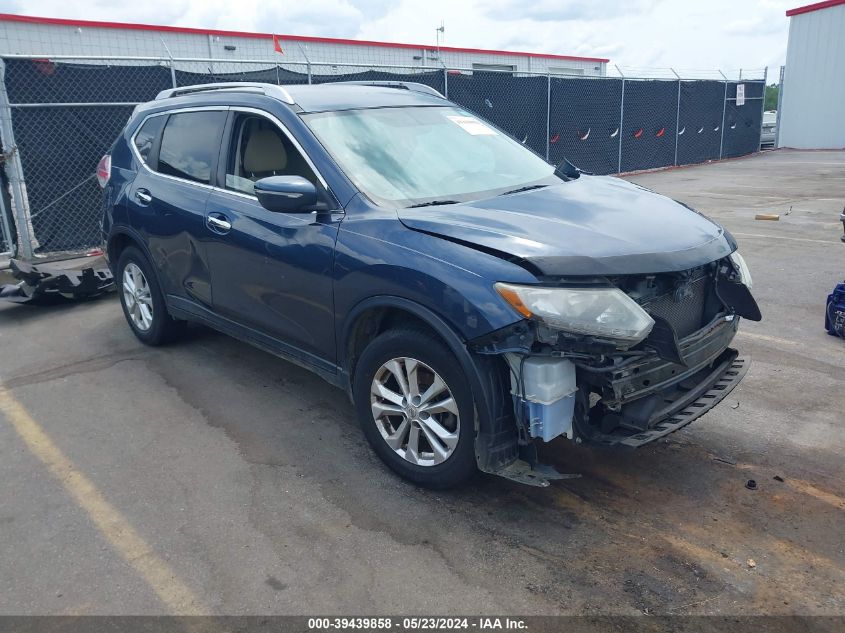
<box><xmin>583</xmin><ymin>315</ymin><xmax>744</xmax><ymax>443</ymax></box>
<box><xmin>472</xmin><ymin>323</ymin><xmax>749</xmax><ymax>486</ymax></box>
<box><xmin>502</xmin><ymin>319</ymin><xmax>747</xmax><ymax>444</ymax></box>
<box><xmin>469</xmin><ymin>262</ymin><xmax>758</xmax><ymax>486</ymax></box>
<box><xmin>586</xmin><ymin>346</ymin><xmax>748</xmax><ymax>447</ymax></box>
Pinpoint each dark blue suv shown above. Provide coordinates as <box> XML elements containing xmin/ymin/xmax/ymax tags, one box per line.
<box><xmin>99</xmin><ymin>81</ymin><xmax>761</xmax><ymax>488</ymax></box>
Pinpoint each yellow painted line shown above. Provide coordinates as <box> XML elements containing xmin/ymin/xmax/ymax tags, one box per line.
<box><xmin>0</xmin><ymin>385</ymin><xmax>207</xmax><ymax>615</ymax></box>
<box><xmin>735</xmin><ymin>331</ymin><xmax>801</xmax><ymax>347</ymax></box>
<box><xmin>732</xmin><ymin>232</ymin><xmax>840</xmax><ymax>245</ymax></box>
<box><xmin>729</xmin><ymin>460</ymin><xmax>844</xmax><ymax>511</ymax></box>
<box><xmin>783</xmin><ymin>479</ymin><xmax>845</xmax><ymax>511</ymax></box>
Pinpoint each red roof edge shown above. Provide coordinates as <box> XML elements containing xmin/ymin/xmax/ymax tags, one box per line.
<box><xmin>786</xmin><ymin>0</ymin><xmax>845</xmax><ymax>16</ymax></box>
<box><xmin>0</xmin><ymin>13</ymin><xmax>610</xmax><ymax>63</ymax></box>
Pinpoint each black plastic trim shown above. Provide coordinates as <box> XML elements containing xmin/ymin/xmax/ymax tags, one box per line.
<box><xmin>612</xmin><ymin>351</ymin><xmax>748</xmax><ymax>447</ymax></box>
<box><xmin>167</xmin><ymin>295</ymin><xmax>343</xmax><ymax>387</ymax></box>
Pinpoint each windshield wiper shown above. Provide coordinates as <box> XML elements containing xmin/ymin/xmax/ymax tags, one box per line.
<box><xmin>498</xmin><ymin>184</ymin><xmax>548</xmax><ymax>196</ymax></box>
<box><xmin>407</xmin><ymin>200</ymin><xmax>461</xmax><ymax>208</ymax></box>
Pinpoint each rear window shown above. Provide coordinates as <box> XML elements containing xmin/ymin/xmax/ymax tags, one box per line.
<box><xmin>133</xmin><ymin>115</ymin><xmax>165</xmax><ymax>164</ymax></box>
<box><xmin>157</xmin><ymin>111</ymin><xmax>226</xmax><ymax>185</ymax></box>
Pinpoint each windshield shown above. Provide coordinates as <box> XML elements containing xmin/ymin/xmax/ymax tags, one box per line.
<box><xmin>303</xmin><ymin>106</ymin><xmax>560</xmax><ymax>207</ymax></box>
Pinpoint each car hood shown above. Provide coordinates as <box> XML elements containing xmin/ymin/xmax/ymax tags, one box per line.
<box><xmin>397</xmin><ymin>176</ymin><xmax>736</xmax><ymax>276</ymax></box>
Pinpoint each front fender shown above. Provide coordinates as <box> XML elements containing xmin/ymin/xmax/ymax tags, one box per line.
<box><xmin>333</xmin><ymin>211</ymin><xmax>532</xmax><ymax>473</ymax></box>
<box><xmin>333</xmin><ymin>212</ymin><xmax>536</xmax><ymax>342</ymax></box>
<box><xmin>340</xmin><ymin>293</ymin><xmax>519</xmax><ymax>474</ymax></box>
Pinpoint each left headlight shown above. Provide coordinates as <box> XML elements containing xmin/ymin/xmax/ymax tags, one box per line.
<box><xmin>495</xmin><ymin>282</ymin><xmax>655</xmax><ymax>344</ymax></box>
<box><xmin>729</xmin><ymin>251</ymin><xmax>753</xmax><ymax>288</ymax></box>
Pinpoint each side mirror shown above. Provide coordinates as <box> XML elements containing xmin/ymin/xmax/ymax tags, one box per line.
<box><xmin>254</xmin><ymin>176</ymin><xmax>317</xmax><ymax>213</ymax></box>
<box><xmin>554</xmin><ymin>157</ymin><xmax>587</xmax><ymax>180</ymax></box>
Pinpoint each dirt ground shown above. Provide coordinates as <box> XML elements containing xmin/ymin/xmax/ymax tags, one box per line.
<box><xmin>0</xmin><ymin>149</ymin><xmax>843</xmax><ymax>616</ymax></box>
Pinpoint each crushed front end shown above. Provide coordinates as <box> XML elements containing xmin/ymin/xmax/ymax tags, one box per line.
<box><xmin>471</xmin><ymin>254</ymin><xmax>760</xmax><ymax>482</ymax></box>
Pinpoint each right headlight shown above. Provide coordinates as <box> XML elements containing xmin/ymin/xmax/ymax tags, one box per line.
<box><xmin>729</xmin><ymin>251</ymin><xmax>753</xmax><ymax>288</ymax></box>
<box><xmin>495</xmin><ymin>282</ymin><xmax>655</xmax><ymax>344</ymax></box>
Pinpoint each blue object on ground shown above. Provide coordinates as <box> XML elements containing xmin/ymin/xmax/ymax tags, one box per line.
<box><xmin>825</xmin><ymin>282</ymin><xmax>845</xmax><ymax>338</ymax></box>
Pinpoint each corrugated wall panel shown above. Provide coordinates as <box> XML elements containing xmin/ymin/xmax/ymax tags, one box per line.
<box><xmin>0</xmin><ymin>20</ymin><xmax>605</xmax><ymax>76</ymax></box>
<box><xmin>779</xmin><ymin>4</ymin><xmax>845</xmax><ymax>149</ymax></box>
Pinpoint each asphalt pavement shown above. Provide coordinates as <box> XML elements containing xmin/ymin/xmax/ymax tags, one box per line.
<box><xmin>1</xmin><ymin>149</ymin><xmax>843</xmax><ymax>616</ymax></box>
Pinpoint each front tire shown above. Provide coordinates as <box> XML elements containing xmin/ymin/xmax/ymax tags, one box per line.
<box><xmin>116</xmin><ymin>246</ymin><xmax>184</xmax><ymax>346</ymax></box>
<box><xmin>353</xmin><ymin>328</ymin><xmax>477</xmax><ymax>488</ymax></box>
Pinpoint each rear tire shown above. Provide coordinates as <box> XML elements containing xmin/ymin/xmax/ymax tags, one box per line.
<box><xmin>116</xmin><ymin>246</ymin><xmax>185</xmax><ymax>346</ymax></box>
<box><xmin>353</xmin><ymin>328</ymin><xmax>477</xmax><ymax>488</ymax></box>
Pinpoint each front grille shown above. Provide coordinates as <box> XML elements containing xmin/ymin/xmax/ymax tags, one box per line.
<box><xmin>643</xmin><ymin>275</ymin><xmax>712</xmax><ymax>339</ymax></box>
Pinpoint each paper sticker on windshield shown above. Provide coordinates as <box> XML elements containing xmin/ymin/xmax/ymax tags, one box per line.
<box><xmin>447</xmin><ymin>115</ymin><xmax>497</xmax><ymax>135</ymax></box>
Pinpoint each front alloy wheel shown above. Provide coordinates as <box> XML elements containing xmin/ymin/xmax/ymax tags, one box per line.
<box><xmin>353</xmin><ymin>328</ymin><xmax>477</xmax><ymax>488</ymax></box>
<box><xmin>370</xmin><ymin>357</ymin><xmax>460</xmax><ymax>466</ymax></box>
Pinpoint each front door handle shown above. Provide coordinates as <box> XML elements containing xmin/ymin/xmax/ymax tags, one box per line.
<box><xmin>135</xmin><ymin>189</ymin><xmax>152</xmax><ymax>205</ymax></box>
<box><xmin>206</xmin><ymin>213</ymin><xmax>232</xmax><ymax>234</ymax></box>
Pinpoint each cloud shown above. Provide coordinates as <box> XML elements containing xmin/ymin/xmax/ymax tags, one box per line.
<box><xmin>724</xmin><ymin>16</ymin><xmax>786</xmax><ymax>37</ymax></box>
<box><xmin>0</xmin><ymin>0</ymin><xmax>393</xmax><ymax>36</ymax></box>
<box><xmin>484</xmin><ymin>0</ymin><xmax>661</xmax><ymax>22</ymax></box>
<box><xmin>254</xmin><ymin>2</ymin><xmax>367</xmax><ymax>38</ymax></box>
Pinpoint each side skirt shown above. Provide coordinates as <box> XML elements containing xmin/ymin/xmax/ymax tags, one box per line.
<box><xmin>166</xmin><ymin>295</ymin><xmax>346</xmax><ymax>389</ymax></box>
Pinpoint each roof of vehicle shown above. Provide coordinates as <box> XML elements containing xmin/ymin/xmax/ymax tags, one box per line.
<box><xmin>151</xmin><ymin>82</ymin><xmax>449</xmax><ymax>114</ymax></box>
<box><xmin>287</xmin><ymin>83</ymin><xmax>447</xmax><ymax>112</ymax></box>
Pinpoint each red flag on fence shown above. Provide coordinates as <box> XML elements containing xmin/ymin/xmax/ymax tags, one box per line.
<box><xmin>273</xmin><ymin>35</ymin><xmax>284</xmax><ymax>54</ymax></box>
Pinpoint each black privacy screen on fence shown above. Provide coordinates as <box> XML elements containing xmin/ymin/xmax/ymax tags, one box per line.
<box><xmin>2</xmin><ymin>58</ymin><xmax>764</xmax><ymax>254</ymax></box>
<box><xmin>549</xmin><ymin>77</ymin><xmax>623</xmax><ymax>175</ymax></box>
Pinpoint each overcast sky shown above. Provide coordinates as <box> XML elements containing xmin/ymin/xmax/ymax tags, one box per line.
<box><xmin>6</xmin><ymin>0</ymin><xmax>797</xmax><ymax>78</ymax></box>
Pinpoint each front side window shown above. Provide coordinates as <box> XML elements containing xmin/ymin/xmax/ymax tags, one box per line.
<box><xmin>133</xmin><ymin>115</ymin><xmax>165</xmax><ymax>164</ymax></box>
<box><xmin>303</xmin><ymin>106</ymin><xmax>559</xmax><ymax>207</ymax></box>
<box><xmin>157</xmin><ymin>111</ymin><xmax>226</xmax><ymax>184</ymax></box>
<box><xmin>224</xmin><ymin>113</ymin><xmax>318</xmax><ymax>196</ymax></box>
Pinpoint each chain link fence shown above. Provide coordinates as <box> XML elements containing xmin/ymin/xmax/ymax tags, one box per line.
<box><xmin>0</xmin><ymin>55</ymin><xmax>766</xmax><ymax>259</ymax></box>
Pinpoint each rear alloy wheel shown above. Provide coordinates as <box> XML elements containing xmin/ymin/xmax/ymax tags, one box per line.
<box><xmin>122</xmin><ymin>262</ymin><xmax>154</xmax><ymax>332</ymax></box>
<box><xmin>116</xmin><ymin>246</ymin><xmax>185</xmax><ymax>346</ymax></box>
<box><xmin>353</xmin><ymin>328</ymin><xmax>476</xmax><ymax>488</ymax></box>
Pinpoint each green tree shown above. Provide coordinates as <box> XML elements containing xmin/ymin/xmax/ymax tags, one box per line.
<box><xmin>764</xmin><ymin>83</ymin><xmax>779</xmax><ymax>111</ymax></box>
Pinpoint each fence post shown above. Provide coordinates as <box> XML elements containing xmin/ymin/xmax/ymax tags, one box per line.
<box><xmin>673</xmin><ymin>74</ymin><xmax>682</xmax><ymax>166</ymax></box>
<box><xmin>775</xmin><ymin>65</ymin><xmax>785</xmax><ymax>148</ymax></box>
<box><xmin>307</xmin><ymin>60</ymin><xmax>312</xmax><ymax>85</ymax></box>
<box><xmin>719</xmin><ymin>79</ymin><xmax>728</xmax><ymax>160</ymax></box>
<box><xmin>617</xmin><ymin>78</ymin><xmax>626</xmax><ymax>173</ymax></box>
<box><xmin>546</xmin><ymin>73</ymin><xmax>551</xmax><ymax>162</ymax></box>
<box><xmin>443</xmin><ymin>68</ymin><xmax>448</xmax><ymax>99</ymax></box>
<box><xmin>168</xmin><ymin>57</ymin><xmax>177</xmax><ymax>89</ymax></box>
<box><xmin>0</xmin><ymin>174</ymin><xmax>13</xmax><ymax>255</ymax></box>
<box><xmin>0</xmin><ymin>58</ymin><xmax>36</xmax><ymax>259</ymax></box>
<box><xmin>758</xmin><ymin>66</ymin><xmax>768</xmax><ymax>150</ymax></box>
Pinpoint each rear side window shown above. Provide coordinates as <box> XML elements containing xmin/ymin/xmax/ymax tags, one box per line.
<box><xmin>157</xmin><ymin>111</ymin><xmax>226</xmax><ymax>185</ymax></box>
<box><xmin>133</xmin><ymin>115</ymin><xmax>165</xmax><ymax>164</ymax></box>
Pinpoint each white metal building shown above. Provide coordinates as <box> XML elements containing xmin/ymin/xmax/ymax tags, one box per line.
<box><xmin>0</xmin><ymin>13</ymin><xmax>608</xmax><ymax>77</ymax></box>
<box><xmin>778</xmin><ymin>0</ymin><xmax>845</xmax><ymax>148</ymax></box>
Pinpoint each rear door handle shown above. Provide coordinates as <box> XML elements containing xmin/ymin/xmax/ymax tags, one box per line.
<box><xmin>135</xmin><ymin>189</ymin><xmax>152</xmax><ymax>205</ymax></box>
<box><xmin>206</xmin><ymin>213</ymin><xmax>232</xmax><ymax>234</ymax></box>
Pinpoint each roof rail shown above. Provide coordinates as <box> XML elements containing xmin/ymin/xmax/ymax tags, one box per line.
<box><xmin>155</xmin><ymin>82</ymin><xmax>295</xmax><ymax>104</ymax></box>
<box><xmin>333</xmin><ymin>81</ymin><xmax>446</xmax><ymax>99</ymax></box>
